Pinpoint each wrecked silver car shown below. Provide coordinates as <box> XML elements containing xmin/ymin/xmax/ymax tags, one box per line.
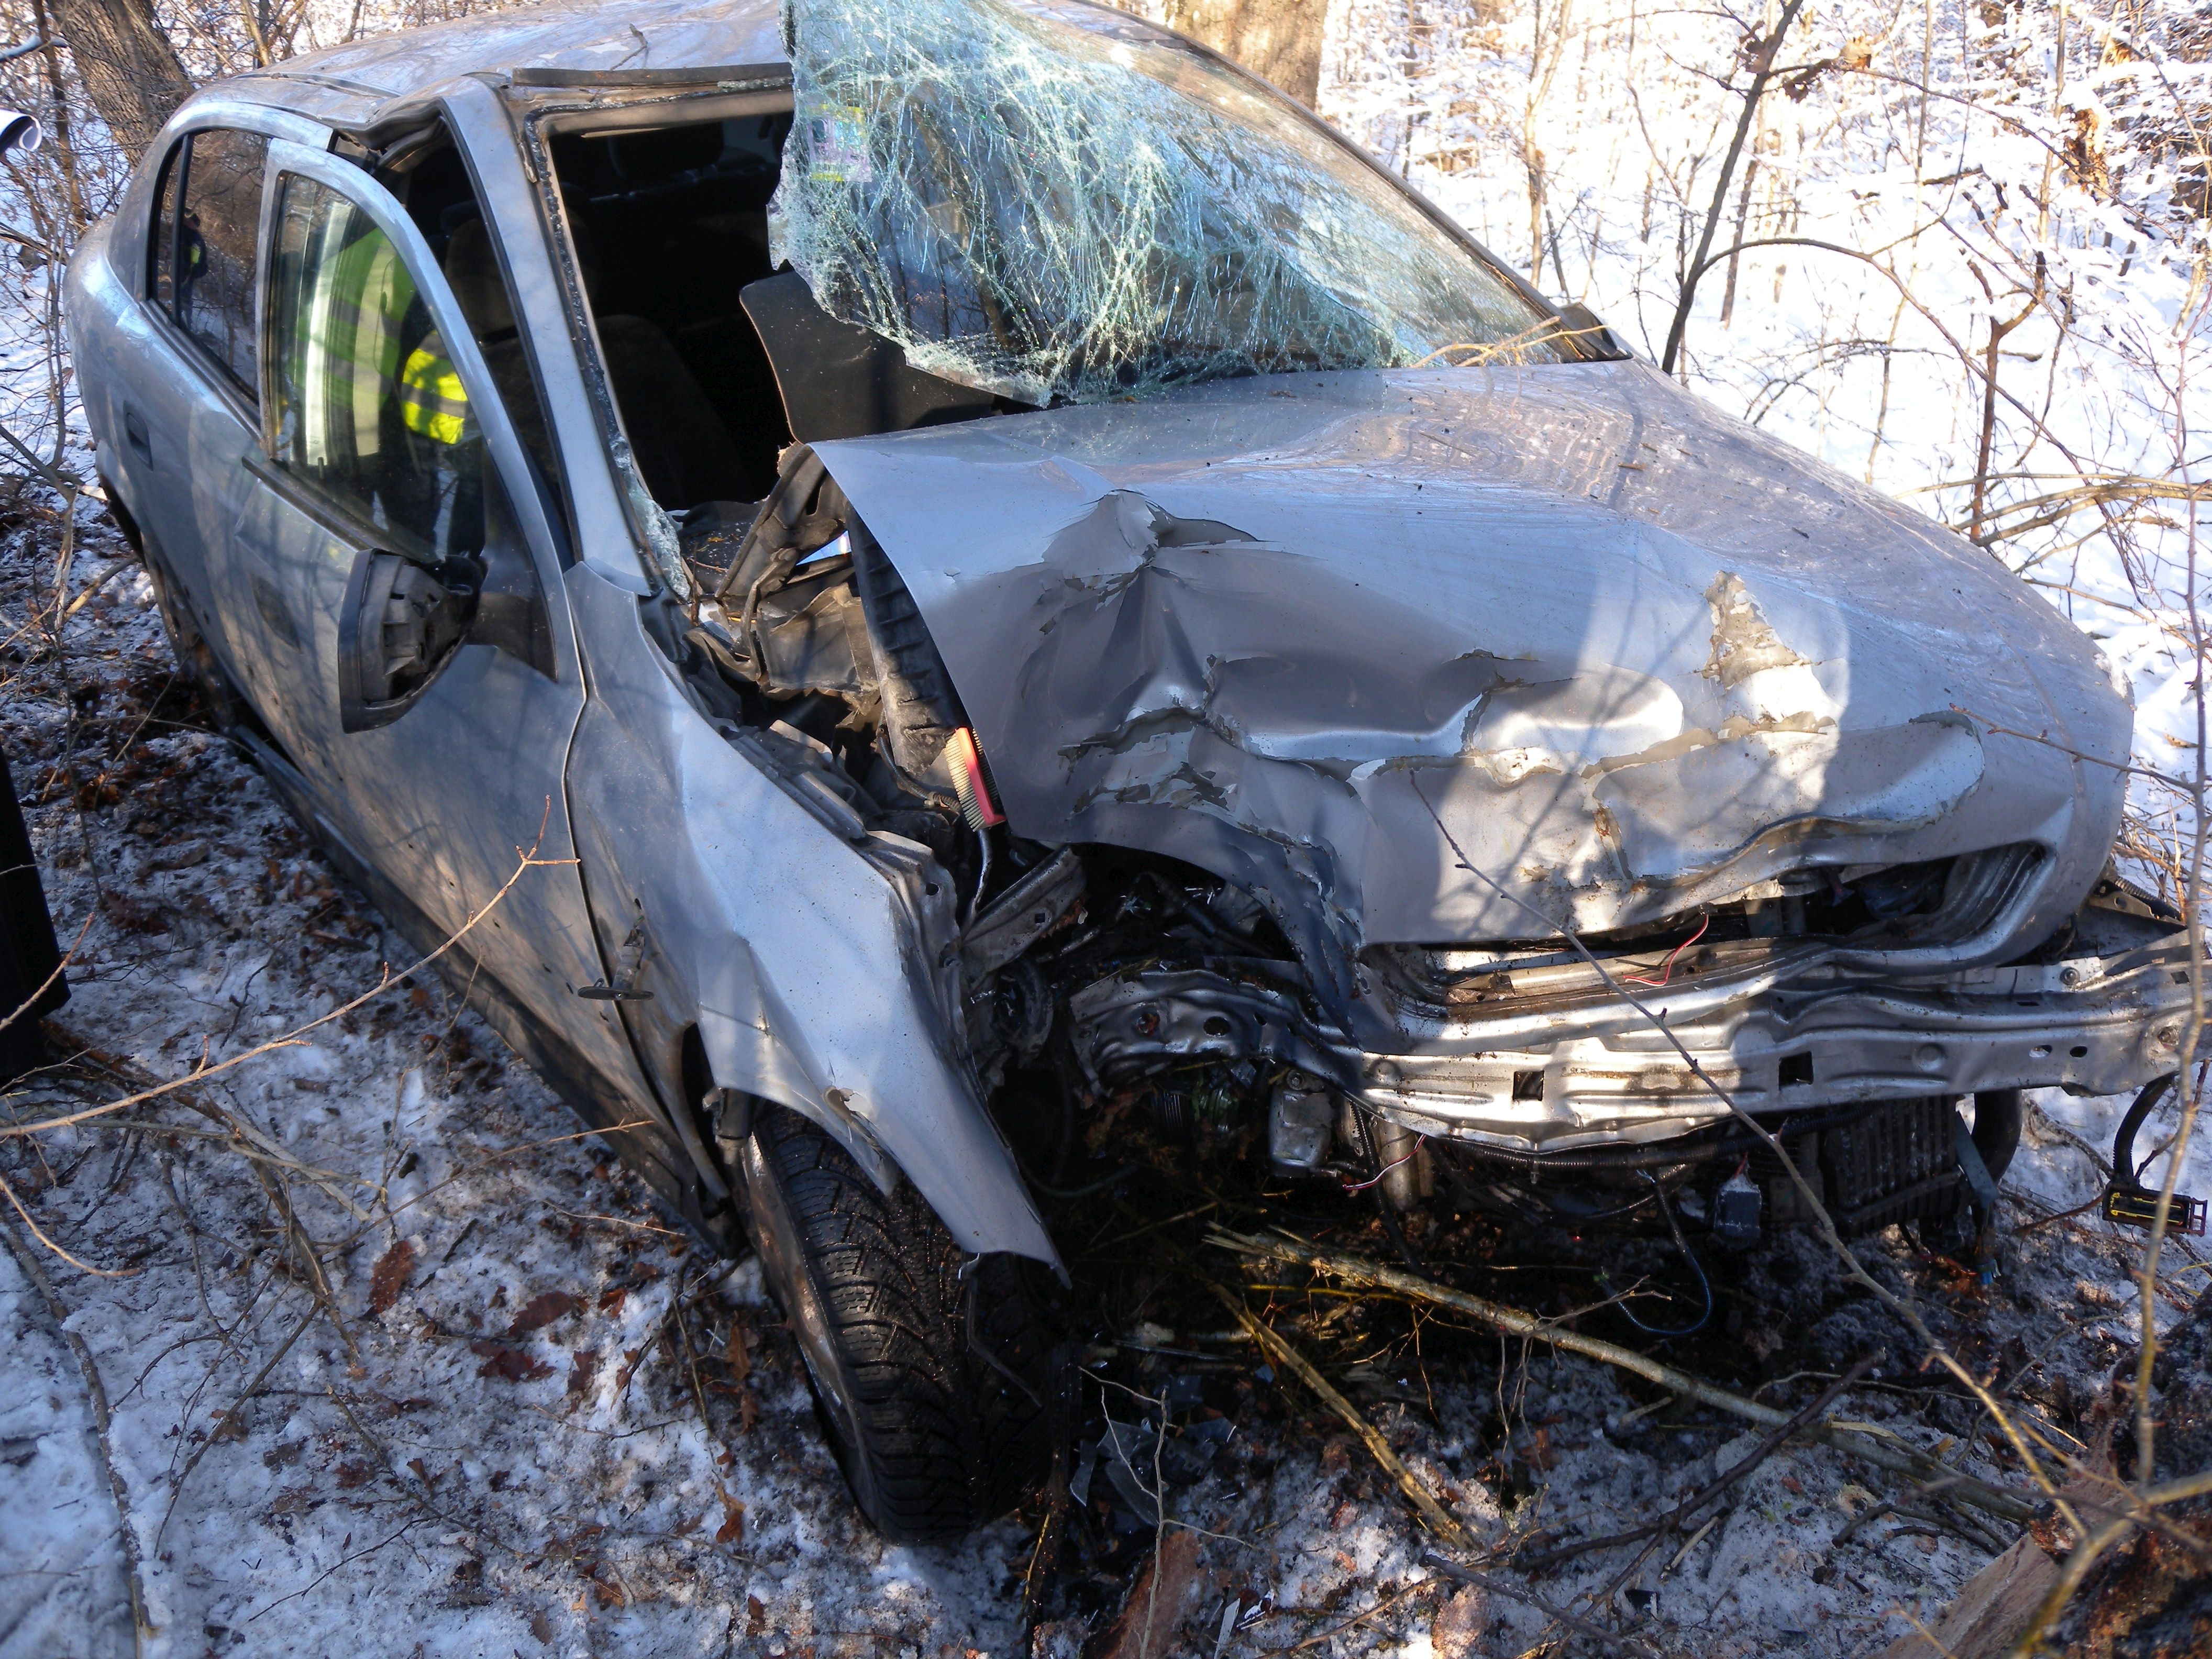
<box><xmin>66</xmin><ymin>0</ymin><xmax>2193</xmax><ymax>1540</ymax></box>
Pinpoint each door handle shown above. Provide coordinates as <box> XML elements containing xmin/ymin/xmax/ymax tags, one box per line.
<box><xmin>123</xmin><ymin>406</ymin><xmax>152</xmax><ymax>464</ymax></box>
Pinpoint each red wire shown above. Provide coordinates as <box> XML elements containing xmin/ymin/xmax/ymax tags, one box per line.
<box><xmin>1619</xmin><ymin>912</ymin><xmax>1710</xmax><ymax>988</ymax></box>
<box><xmin>1343</xmin><ymin>1137</ymin><xmax>1426</xmax><ymax>1192</ymax></box>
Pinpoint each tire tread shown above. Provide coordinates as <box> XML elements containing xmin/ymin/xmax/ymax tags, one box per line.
<box><xmin>754</xmin><ymin>1108</ymin><xmax>1049</xmax><ymax>1541</ymax></box>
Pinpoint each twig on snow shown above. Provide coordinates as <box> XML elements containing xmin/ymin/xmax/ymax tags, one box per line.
<box><xmin>157</xmin><ymin>1297</ymin><xmax>318</xmax><ymax>1545</ymax></box>
<box><xmin>1518</xmin><ymin>1354</ymin><xmax>1878</xmax><ymax>1570</ymax></box>
<box><xmin>1202</xmin><ymin>1276</ymin><xmax>1474</xmax><ymax>1551</ymax></box>
<box><xmin>1209</xmin><ymin>1228</ymin><xmax>2039</xmax><ymax>1526</ymax></box>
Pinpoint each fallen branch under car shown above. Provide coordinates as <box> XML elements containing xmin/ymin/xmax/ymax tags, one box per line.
<box><xmin>1203</xmin><ymin>1277</ymin><xmax>1474</xmax><ymax>1551</ymax></box>
<box><xmin>1207</xmin><ymin>1229</ymin><xmax>2040</xmax><ymax>1525</ymax></box>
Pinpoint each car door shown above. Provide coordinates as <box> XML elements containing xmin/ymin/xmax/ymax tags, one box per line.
<box><xmin>232</xmin><ymin>137</ymin><xmax>648</xmax><ymax>1102</ymax></box>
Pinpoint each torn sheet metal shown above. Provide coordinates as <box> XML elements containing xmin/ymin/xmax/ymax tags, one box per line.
<box><xmin>770</xmin><ymin>0</ymin><xmax>1563</xmax><ymax>405</ymax></box>
<box><xmin>816</xmin><ymin>361</ymin><xmax>2130</xmax><ymax>1043</ymax></box>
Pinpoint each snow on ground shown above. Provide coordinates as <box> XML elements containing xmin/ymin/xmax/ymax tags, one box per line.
<box><xmin>2</xmin><ymin>496</ymin><xmax>2207</xmax><ymax>1658</ymax></box>
<box><xmin>0</xmin><ymin>2</ymin><xmax>2207</xmax><ymax>1649</ymax></box>
<box><xmin>1</xmin><ymin>1220</ymin><xmax>136</xmax><ymax>1659</ymax></box>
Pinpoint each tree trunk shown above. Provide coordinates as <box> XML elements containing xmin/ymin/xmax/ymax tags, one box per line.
<box><xmin>46</xmin><ymin>0</ymin><xmax>193</xmax><ymax>160</ymax></box>
<box><xmin>1158</xmin><ymin>0</ymin><xmax>1331</xmax><ymax>108</ymax></box>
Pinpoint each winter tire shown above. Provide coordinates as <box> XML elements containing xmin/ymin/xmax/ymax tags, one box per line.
<box><xmin>739</xmin><ymin>1103</ymin><xmax>1052</xmax><ymax>1542</ymax></box>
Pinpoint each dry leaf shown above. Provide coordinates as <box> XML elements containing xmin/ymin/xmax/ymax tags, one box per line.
<box><xmin>614</xmin><ymin>1346</ymin><xmax>645</xmax><ymax>1394</ymax></box>
<box><xmin>528</xmin><ymin>1610</ymin><xmax>553</xmax><ymax>1644</ymax></box>
<box><xmin>747</xmin><ymin>1595</ymin><xmax>767</xmax><ymax>1635</ymax></box>
<box><xmin>368</xmin><ymin>1237</ymin><xmax>417</xmax><ymax>1315</ymax></box>
<box><xmin>1525</xmin><ymin>1426</ymin><xmax>1557</xmax><ymax>1470</ymax></box>
<box><xmin>1094</xmin><ymin>1532</ymin><xmax>1202</xmax><ymax>1659</ymax></box>
<box><xmin>471</xmin><ymin>1340</ymin><xmax>555</xmax><ymax>1382</ymax></box>
<box><xmin>505</xmin><ymin>1290</ymin><xmax>582</xmax><ymax>1337</ymax></box>
<box><xmin>568</xmin><ymin>1349</ymin><xmax>601</xmax><ymax>1399</ymax></box>
<box><xmin>724</xmin><ymin>1318</ymin><xmax>751</xmax><ymax>1384</ymax></box>
<box><xmin>1432</xmin><ymin>1585</ymin><xmax>1486</xmax><ymax>1659</ymax></box>
<box><xmin>716</xmin><ymin>1497</ymin><xmax>746</xmax><ymax>1544</ymax></box>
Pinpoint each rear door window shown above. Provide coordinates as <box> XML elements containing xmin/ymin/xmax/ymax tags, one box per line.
<box><xmin>149</xmin><ymin>145</ymin><xmax>180</xmax><ymax>311</ymax></box>
<box><xmin>265</xmin><ymin>171</ymin><xmax>484</xmax><ymax>565</ymax></box>
<box><xmin>147</xmin><ymin>128</ymin><xmax>270</xmax><ymax>396</ymax></box>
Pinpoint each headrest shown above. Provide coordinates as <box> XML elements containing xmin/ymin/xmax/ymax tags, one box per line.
<box><xmin>442</xmin><ymin>218</ymin><xmax>515</xmax><ymax>341</ymax></box>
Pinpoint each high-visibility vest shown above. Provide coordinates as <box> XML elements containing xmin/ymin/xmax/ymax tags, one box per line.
<box><xmin>289</xmin><ymin>211</ymin><xmax>470</xmax><ymax>457</ymax></box>
<box><xmin>399</xmin><ymin>334</ymin><xmax>469</xmax><ymax>447</ymax></box>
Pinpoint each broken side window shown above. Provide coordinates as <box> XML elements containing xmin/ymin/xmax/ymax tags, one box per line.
<box><xmin>771</xmin><ymin>0</ymin><xmax>1566</xmax><ymax>406</ymax></box>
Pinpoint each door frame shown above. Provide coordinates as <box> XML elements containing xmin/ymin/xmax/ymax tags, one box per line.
<box><xmin>244</xmin><ymin>136</ymin><xmax>690</xmax><ymax>1188</ymax></box>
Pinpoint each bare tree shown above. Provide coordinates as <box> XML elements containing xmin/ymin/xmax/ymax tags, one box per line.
<box><xmin>46</xmin><ymin>0</ymin><xmax>191</xmax><ymax>158</ymax></box>
<box><xmin>1658</xmin><ymin>0</ymin><xmax>1807</xmax><ymax>373</ymax></box>
<box><xmin>1154</xmin><ymin>0</ymin><xmax>1330</xmax><ymax>106</ymax></box>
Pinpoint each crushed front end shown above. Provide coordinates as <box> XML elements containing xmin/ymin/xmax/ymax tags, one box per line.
<box><xmin>648</xmin><ymin>331</ymin><xmax>2194</xmax><ymax>1264</ymax></box>
<box><xmin>1046</xmin><ymin>848</ymin><xmax>2190</xmax><ymax>1247</ymax></box>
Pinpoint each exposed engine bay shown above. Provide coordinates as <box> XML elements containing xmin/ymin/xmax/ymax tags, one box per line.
<box><xmin>660</xmin><ymin>445</ymin><xmax>2194</xmax><ymax>1256</ymax></box>
<box><xmin>514</xmin><ymin>90</ymin><xmax>2193</xmax><ymax>1267</ymax></box>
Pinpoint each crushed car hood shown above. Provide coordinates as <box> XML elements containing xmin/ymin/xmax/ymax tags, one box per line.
<box><xmin>817</xmin><ymin>359</ymin><xmax>2128</xmax><ymax>1025</ymax></box>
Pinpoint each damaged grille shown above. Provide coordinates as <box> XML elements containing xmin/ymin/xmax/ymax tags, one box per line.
<box><xmin>1445</xmin><ymin>1094</ymin><xmax>1969</xmax><ymax>1237</ymax></box>
<box><xmin>1363</xmin><ymin>844</ymin><xmax>2044</xmax><ymax>1020</ymax></box>
<box><xmin>1810</xmin><ymin>1094</ymin><xmax>1965</xmax><ymax>1232</ymax></box>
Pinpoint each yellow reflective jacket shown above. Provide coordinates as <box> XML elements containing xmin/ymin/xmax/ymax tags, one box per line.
<box><xmin>399</xmin><ymin>334</ymin><xmax>469</xmax><ymax>447</ymax></box>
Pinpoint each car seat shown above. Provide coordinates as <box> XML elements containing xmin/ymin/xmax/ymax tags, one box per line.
<box><xmin>443</xmin><ymin>213</ymin><xmax>749</xmax><ymax>512</ymax></box>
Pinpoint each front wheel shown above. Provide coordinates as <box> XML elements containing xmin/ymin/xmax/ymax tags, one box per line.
<box><xmin>739</xmin><ymin>1103</ymin><xmax>1053</xmax><ymax>1542</ymax></box>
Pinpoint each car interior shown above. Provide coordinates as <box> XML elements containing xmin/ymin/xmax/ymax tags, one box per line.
<box><xmin>546</xmin><ymin>116</ymin><xmax>794</xmax><ymax>506</ymax></box>
<box><xmin>378</xmin><ymin>111</ymin><xmax>1028</xmax><ymax>566</ymax></box>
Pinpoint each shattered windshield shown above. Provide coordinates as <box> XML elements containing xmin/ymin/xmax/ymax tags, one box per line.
<box><xmin>769</xmin><ymin>0</ymin><xmax>1566</xmax><ymax>406</ymax></box>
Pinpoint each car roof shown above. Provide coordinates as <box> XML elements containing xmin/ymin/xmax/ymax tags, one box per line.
<box><xmin>203</xmin><ymin>0</ymin><xmax>1166</xmax><ymax>129</ymax></box>
<box><xmin>212</xmin><ymin>0</ymin><xmax>791</xmax><ymax>126</ymax></box>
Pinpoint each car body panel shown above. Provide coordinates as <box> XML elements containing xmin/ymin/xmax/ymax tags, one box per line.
<box><xmin>814</xmin><ymin>361</ymin><xmax>2124</xmax><ymax>1005</ymax></box>
<box><xmin>559</xmin><ymin>573</ymin><xmax>1058</xmax><ymax>1262</ymax></box>
<box><xmin>67</xmin><ymin>54</ymin><xmax>1063</xmax><ymax>1266</ymax></box>
<box><xmin>221</xmin><ymin>138</ymin><xmax>648</xmax><ymax>1115</ymax></box>
<box><xmin>246</xmin><ymin>0</ymin><xmax>787</xmax><ymax>109</ymax></box>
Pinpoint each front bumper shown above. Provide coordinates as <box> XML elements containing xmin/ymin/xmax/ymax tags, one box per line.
<box><xmin>1066</xmin><ymin>940</ymin><xmax>2193</xmax><ymax>1159</ymax></box>
<box><xmin>1353</xmin><ymin>943</ymin><xmax>2192</xmax><ymax>1154</ymax></box>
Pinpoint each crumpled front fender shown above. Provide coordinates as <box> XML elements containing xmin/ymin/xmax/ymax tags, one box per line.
<box><xmin>564</xmin><ymin>571</ymin><xmax>1058</xmax><ymax>1267</ymax></box>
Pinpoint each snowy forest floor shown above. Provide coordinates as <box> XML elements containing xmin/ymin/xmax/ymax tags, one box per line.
<box><xmin>1</xmin><ymin>483</ymin><xmax>2207</xmax><ymax>1659</ymax></box>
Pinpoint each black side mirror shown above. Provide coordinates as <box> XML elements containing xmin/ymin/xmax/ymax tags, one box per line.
<box><xmin>1553</xmin><ymin>303</ymin><xmax>1634</xmax><ymax>361</ymax></box>
<box><xmin>338</xmin><ymin>549</ymin><xmax>478</xmax><ymax>731</ymax></box>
